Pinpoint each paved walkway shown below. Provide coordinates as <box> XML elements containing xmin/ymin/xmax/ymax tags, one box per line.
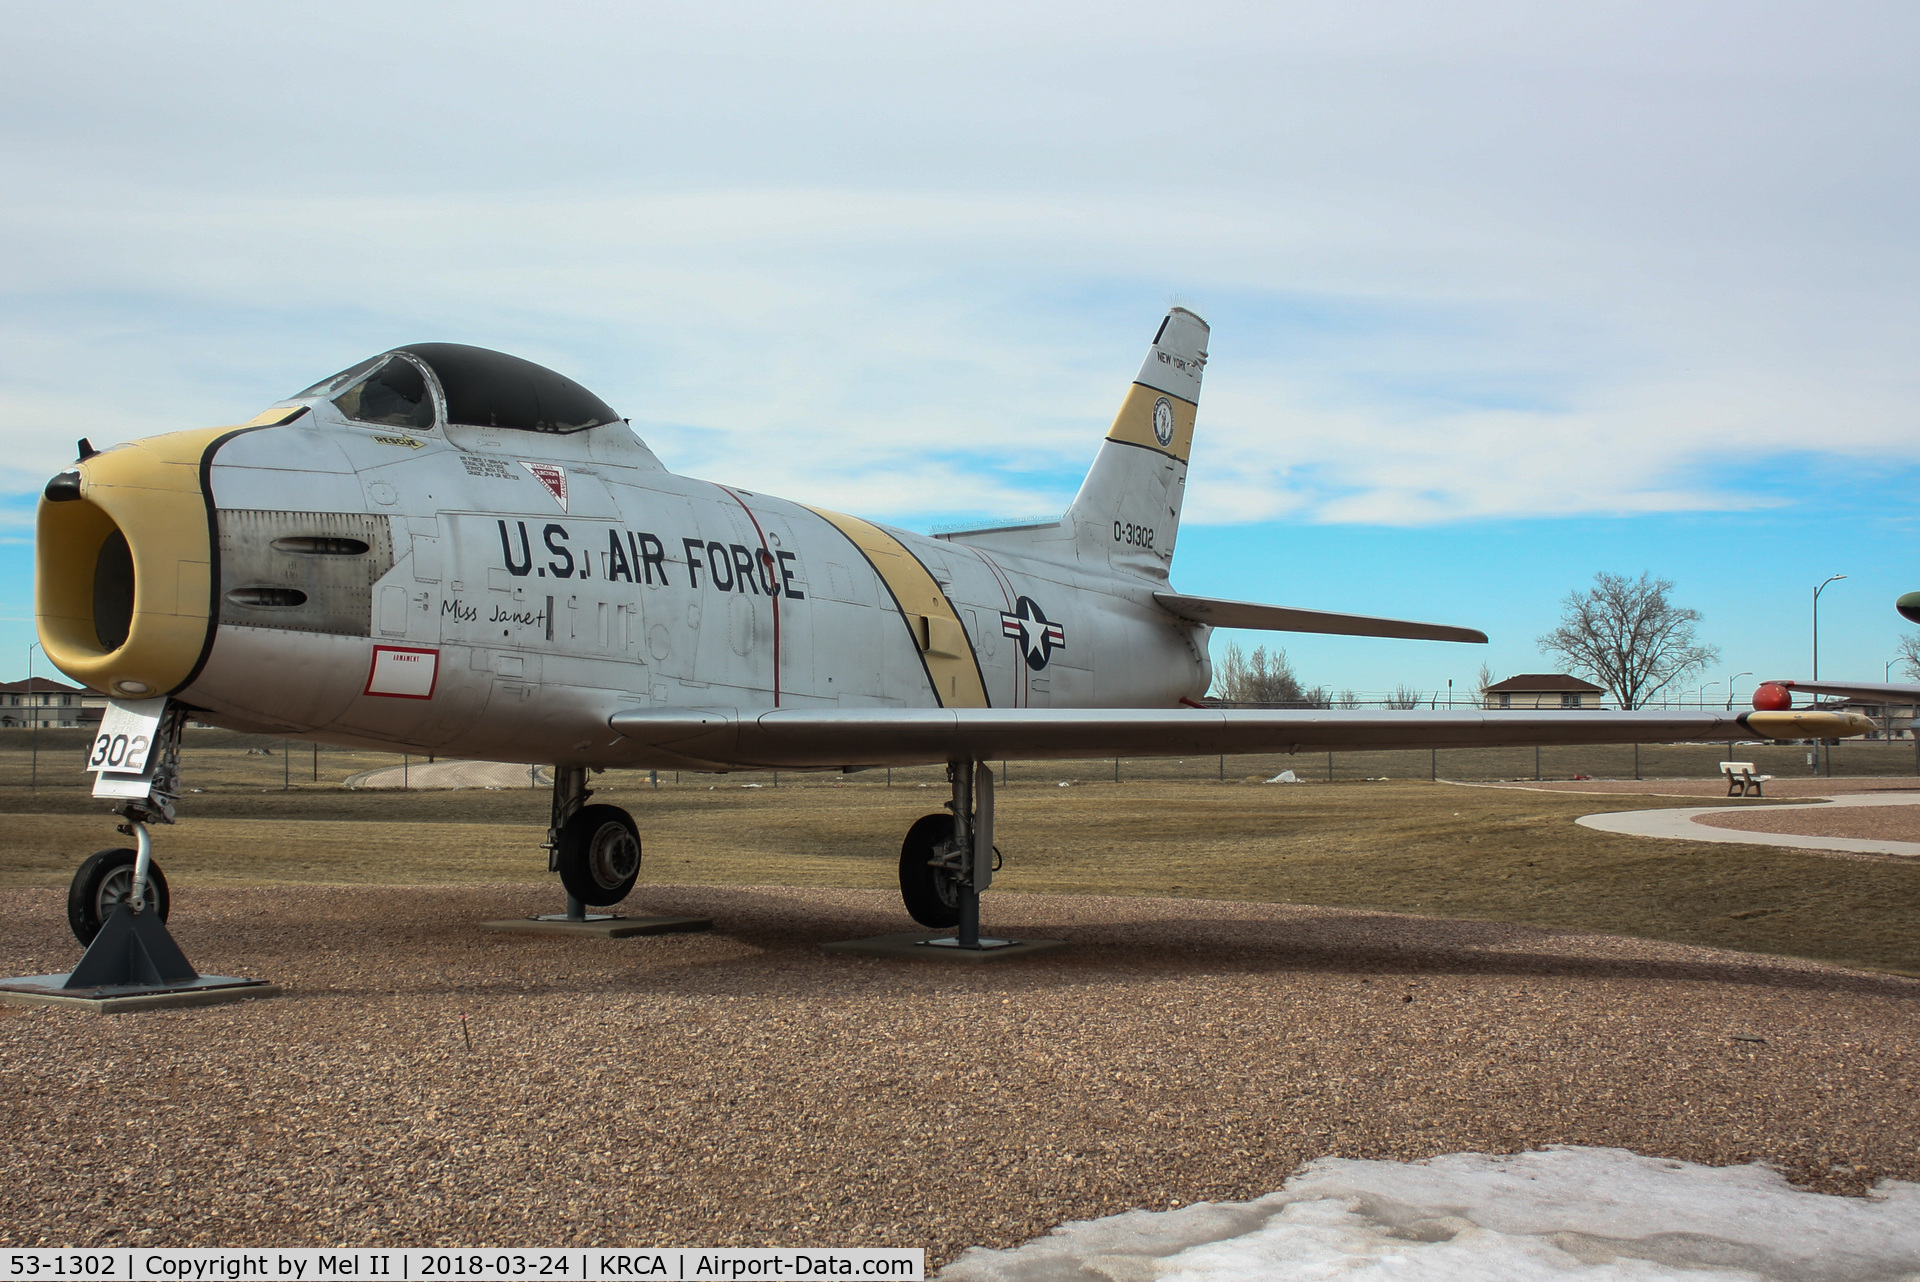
<box><xmin>1576</xmin><ymin>791</ymin><xmax>1920</xmax><ymax>858</ymax></box>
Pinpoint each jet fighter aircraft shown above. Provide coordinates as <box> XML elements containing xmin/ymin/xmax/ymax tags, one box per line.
<box><xmin>37</xmin><ymin>309</ymin><xmax>1869</xmax><ymax>956</ymax></box>
<box><xmin>1754</xmin><ymin>592</ymin><xmax>1920</xmax><ymax>709</ymax></box>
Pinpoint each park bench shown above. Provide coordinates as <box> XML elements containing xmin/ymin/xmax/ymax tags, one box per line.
<box><xmin>1720</xmin><ymin>761</ymin><xmax>1774</xmax><ymax>797</ymax></box>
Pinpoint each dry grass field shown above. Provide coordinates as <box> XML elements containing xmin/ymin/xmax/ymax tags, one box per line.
<box><xmin>1</xmin><ymin>729</ymin><xmax>1916</xmax><ymax>976</ymax></box>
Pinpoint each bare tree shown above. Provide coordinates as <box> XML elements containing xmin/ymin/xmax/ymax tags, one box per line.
<box><xmin>1384</xmin><ymin>684</ymin><xmax>1422</xmax><ymax>710</ymax></box>
<box><xmin>1335</xmin><ymin>689</ymin><xmax>1361</xmax><ymax>709</ymax></box>
<box><xmin>1212</xmin><ymin>641</ymin><xmax>1325</xmax><ymax>705</ymax></box>
<box><xmin>1475</xmin><ymin>662</ymin><xmax>1498</xmax><ymax>704</ymax></box>
<box><xmin>1898</xmin><ymin>634</ymin><xmax>1920</xmax><ymax>681</ymax></box>
<box><xmin>1538</xmin><ymin>572</ymin><xmax>1719</xmax><ymax>709</ymax></box>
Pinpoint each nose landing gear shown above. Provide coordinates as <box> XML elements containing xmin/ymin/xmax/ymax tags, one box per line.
<box><xmin>0</xmin><ymin>699</ymin><xmax>278</xmax><ymax>1012</ymax></box>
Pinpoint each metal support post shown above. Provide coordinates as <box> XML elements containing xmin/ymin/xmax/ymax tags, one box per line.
<box><xmin>545</xmin><ymin>766</ymin><xmax>590</xmax><ymax>869</ymax></box>
<box><xmin>951</xmin><ymin>761</ymin><xmax>976</xmax><ymax>946</ymax></box>
<box><xmin>129</xmin><ymin>821</ymin><xmax>155</xmax><ymax>913</ymax></box>
<box><xmin>924</xmin><ymin>760</ymin><xmax>1014</xmax><ymax>951</ymax></box>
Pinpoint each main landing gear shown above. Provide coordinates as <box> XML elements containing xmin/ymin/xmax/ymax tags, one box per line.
<box><xmin>542</xmin><ymin>766</ymin><xmax>641</xmax><ymax>921</ymax></box>
<box><xmin>899</xmin><ymin>760</ymin><xmax>1014</xmax><ymax>950</ymax></box>
<box><xmin>481</xmin><ymin>767</ymin><xmax>708</xmax><ymax>939</ymax></box>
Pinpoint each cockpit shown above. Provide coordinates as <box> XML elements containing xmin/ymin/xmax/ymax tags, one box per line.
<box><xmin>297</xmin><ymin>343</ymin><xmax>623</xmax><ymax>434</ymax></box>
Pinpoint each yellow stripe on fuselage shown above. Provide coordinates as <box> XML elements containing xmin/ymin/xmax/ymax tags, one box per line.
<box><xmin>1105</xmin><ymin>382</ymin><xmax>1198</xmax><ymax>463</ymax></box>
<box><xmin>802</xmin><ymin>506</ymin><xmax>990</xmax><ymax>709</ymax></box>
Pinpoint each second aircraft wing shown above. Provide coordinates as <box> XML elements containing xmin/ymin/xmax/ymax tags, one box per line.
<box><xmin>1761</xmin><ymin>679</ymin><xmax>1920</xmax><ymax>704</ymax></box>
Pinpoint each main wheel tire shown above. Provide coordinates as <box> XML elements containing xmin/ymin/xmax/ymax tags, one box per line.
<box><xmin>554</xmin><ymin>804</ymin><xmax>642</xmax><ymax>906</ymax></box>
<box><xmin>899</xmin><ymin>812</ymin><xmax>963</xmax><ymax>928</ymax></box>
<box><xmin>67</xmin><ymin>847</ymin><xmax>170</xmax><ymax>946</ymax></box>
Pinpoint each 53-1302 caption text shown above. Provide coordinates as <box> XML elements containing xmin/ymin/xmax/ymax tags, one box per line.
<box><xmin>4</xmin><ymin>1253</ymin><xmax>922</xmax><ymax>1282</ymax></box>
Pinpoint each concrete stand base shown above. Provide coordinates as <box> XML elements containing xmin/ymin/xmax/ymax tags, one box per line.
<box><xmin>822</xmin><ymin>931</ymin><xmax>1068</xmax><ymax>962</ymax></box>
<box><xmin>0</xmin><ymin>975</ymin><xmax>281</xmax><ymax>1014</ymax></box>
<box><xmin>480</xmin><ymin>915</ymin><xmax>713</xmax><ymax>939</ymax></box>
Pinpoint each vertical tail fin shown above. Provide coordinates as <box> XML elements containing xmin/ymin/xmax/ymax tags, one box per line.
<box><xmin>939</xmin><ymin>308</ymin><xmax>1208</xmax><ymax>579</ymax></box>
<box><xmin>1060</xmin><ymin>307</ymin><xmax>1207</xmax><ymax>580</ymax></box>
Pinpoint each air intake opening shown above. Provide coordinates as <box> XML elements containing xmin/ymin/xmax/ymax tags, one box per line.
<box><xmin>93</xmin><ymin>531</ymin><xmax>135</xmax><ymax>651</ymax></box>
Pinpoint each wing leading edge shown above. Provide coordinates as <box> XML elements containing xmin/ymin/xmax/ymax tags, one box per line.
<box><xmin>607</xmin><ymin>706</ymin><xmax>1871</xmax><ymax>771</ymax></box>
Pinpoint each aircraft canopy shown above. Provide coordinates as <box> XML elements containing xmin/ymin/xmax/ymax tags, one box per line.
<box><xmin>298</xmin><ymin>343</ymin><xmax>622</xmax><ymax>434</ymax></box>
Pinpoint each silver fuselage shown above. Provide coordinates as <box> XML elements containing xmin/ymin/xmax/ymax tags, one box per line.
<box><xmin>182</xmin><ymin>407</ymin><xmax>1209</xmax><ymax>766</ymax></box>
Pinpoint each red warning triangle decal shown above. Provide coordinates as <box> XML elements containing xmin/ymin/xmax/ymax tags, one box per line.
<box><xmin>519</xmin><ymin>462</ymin><xmax>568</xmax><ymax>511</ymax></box>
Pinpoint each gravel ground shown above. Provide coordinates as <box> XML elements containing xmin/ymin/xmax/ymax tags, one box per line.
<box><xmin>1694</xmin><ymin>802</ymin><xmax>1920</xmax><ymax>842</ymax></box>
<box><xmin>2</xmin><ymin>884</ymin><xmax>1916</xmax><ymax>1261</ymax></box>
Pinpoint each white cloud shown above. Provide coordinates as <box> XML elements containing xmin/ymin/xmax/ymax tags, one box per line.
<box><xmin>0</xmin><ymin>2</ymin><xmax>1916</xmax><ymax>526</ymax></box>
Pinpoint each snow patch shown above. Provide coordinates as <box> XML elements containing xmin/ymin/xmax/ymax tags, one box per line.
<box><xmin>939</xmin><ymin>1147</ymin><xmax>1920</xmax><ymax>1281</ymax></box>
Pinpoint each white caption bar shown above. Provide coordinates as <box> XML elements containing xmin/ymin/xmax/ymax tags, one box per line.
<box><xmin>2</xmin><ymin>1252</ymin><xmax>923</xmax><ymax>1282</ymax></box>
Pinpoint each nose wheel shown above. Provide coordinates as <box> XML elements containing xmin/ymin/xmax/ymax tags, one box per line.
<box><xmin>68</xmin><ymin>847</ymin><xmax>171</xmax><ymax>945</ymax></box>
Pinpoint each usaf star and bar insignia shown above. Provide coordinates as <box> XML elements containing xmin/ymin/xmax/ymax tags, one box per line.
<box><xmin>1001</xmin><ymin>596</ymin><xmax>1066</xmax><ymax>670</ymax></box>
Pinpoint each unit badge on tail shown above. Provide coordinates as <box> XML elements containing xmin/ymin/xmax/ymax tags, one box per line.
<box><xmin>1002</xmin><ymin>597</ymin><xmax>1067</xmax><ymax>670</ymax></box>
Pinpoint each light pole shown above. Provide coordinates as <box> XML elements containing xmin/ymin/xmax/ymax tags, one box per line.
<box><xmin>1813</xmin><ymin>574</ymin><xmax>1846</xmax><ymax>680</ymax></box>
<box><xmin>1813</xmin><ymin>574</ymin><xmax>1846</xmax><ymax>779</ymax></box>
<box><xmin>25</xmin><ymin>641</ymin><xmax>42</xmax><ymax>794</ymax></box>
<box><xmin>1726</xmin><ymin>672</ymin><xmax>1751</xmax><ymax>711</ymax></box>
<box><xmin>1701</xmin><ymin>680</ymin><xmax>1721</xmax><ymax>710</ymax></box>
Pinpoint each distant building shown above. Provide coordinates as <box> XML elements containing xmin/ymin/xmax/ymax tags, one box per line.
<box><xmin>1483</xmin><ymin>674</ymin><xmax>1606</xmax><ymax>710</ymax></box>
<box><xmin>0</xmin><ymin>677</ymin><xmax>106</xmax><ymax>729</ymax></box>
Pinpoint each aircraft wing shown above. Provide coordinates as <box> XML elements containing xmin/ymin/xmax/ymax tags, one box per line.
<box><xmin>1763</xmin><ymin>680</ymin><xmax>1920</xmax><ymax>703</ymax></box>
<box><xmin>1153</xmin><ymin>592</ymin><xmax>1487</xmax><ymax>644</ymax></box>
<box><xmin>606</xmin><ymin>706</ymin><xmax>1870</xmax><ymax>771</ymax></box>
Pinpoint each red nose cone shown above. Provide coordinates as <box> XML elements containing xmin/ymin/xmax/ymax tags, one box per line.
<box><xmin>1752</xmin><ymin>683</ymin><xmax>1793</xmax><ymax>711</ymax></box>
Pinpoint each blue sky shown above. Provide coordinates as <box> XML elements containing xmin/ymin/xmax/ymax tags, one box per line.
<box><xmin>2</xmin><ymin>1</ymin><xmax>1916</xmax><ymax>702</ymax></box>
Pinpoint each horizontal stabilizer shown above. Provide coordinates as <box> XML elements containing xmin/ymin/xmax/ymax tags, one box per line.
<box><xmin>1153</xmin><ymin>592</ymin><xmax>1488</xmax><ymax>644</ymax></box>
<box><xmin>606</xmin><ymin>706</ymin><xmax>1871</xmax><ymax>771</ymax></box>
